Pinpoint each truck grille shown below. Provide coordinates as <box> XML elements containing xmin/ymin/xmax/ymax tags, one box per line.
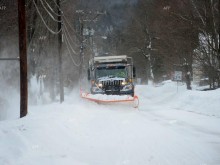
<box><xmin>100</xmin><ymin>80</ymin><xmax>123</xmax><ymax>86</ymax></box>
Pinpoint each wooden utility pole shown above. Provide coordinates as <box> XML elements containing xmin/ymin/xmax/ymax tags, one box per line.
<box><xmin>18</xmin><ymin>0</ymin><xmax>28</xmax><ymax>118</ymax></box>
<box><xmin>57</xmin><ymin>0</ymin><xmax>64</xmax><ymax>103</ymax></box>
<box><xmin>79</xmin><ymin>21</ymin><xmax>84</xmax><ymax>82</ymax></box>
<box><xmin>218</xmin><ymin>0</ymin><xmax>220</xmax><ymax>67</ymax></box>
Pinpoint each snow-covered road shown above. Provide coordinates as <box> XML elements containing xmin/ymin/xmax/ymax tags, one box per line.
<box><xmin>0</xmin><ymin>81</ymin><xmax>220</xmax><ymax>165</ymax></box>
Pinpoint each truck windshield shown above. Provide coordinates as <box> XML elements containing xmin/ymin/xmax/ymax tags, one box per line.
<box><xmin>96</xmin><ymin>66</ymin><xmax>127</xmax><ymax>78</ymax></box>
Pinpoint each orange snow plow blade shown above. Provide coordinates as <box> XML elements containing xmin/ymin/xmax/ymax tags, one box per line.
<box><xmin>80</xmin><ymin>91</ymin><xmax>139</xmax><ymax>108</ymax></box>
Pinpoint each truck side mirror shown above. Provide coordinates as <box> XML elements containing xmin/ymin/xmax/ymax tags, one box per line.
<box><xmin>133</xmin><ymin>66</ymin><xmax>136</xmax><ymax>78</ymax></box>
<box><xmin>87</xmin><ymin>69</ymin><xmax>91</xmax><ymax>80</ymax></box>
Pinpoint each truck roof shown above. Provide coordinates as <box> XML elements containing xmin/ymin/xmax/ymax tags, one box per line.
<box><xmin>94</xmin><ymin>55</ymin><xmax>128</xmax><ymax>63</ymax></box>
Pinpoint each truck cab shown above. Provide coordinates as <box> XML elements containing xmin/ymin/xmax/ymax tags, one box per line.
<box><xmin>88</xmin><ymin>55</ymin><xmax>136</xmax><ymax>96</ymax></box>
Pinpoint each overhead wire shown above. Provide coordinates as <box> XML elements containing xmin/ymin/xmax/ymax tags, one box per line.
<box><xmin>63</xmin><ymin>28</ymin><xmax>77</xmax><ymax>55</ymax></box>
<box><xmin>53</xmin><ymin>0</ymin><xmax>84</xmax><ymax>65</ymax></box>
<box><xmin>62</xmin><ymin>15</ymin><xmax>81</xmax><ymax>42</ymax></box>
<box><xmin>62</xmin><ymin>15</ymin><xmax>95</xmax><ymax>56</ymax></box>
<box><xmin>44</xmin><ymin>0</ymin><xmax>82</xmax><ymax>66</ymax></box>
<box><xmin>33</xmin><ymin>0</ymin><xmax>62</xmax><ymax>34</ymax></box>
<box><xmin>39</xmin><ymin>0</ymin><xmax>62</xmax><ymax>22</ymax></box>
<box><xmin>63</xmin><ymin>28</ymin><xmax>79</xmax><ymax>56</ymax></box>
<box><xmin>63</xmin><ymin>30</ymin><xmax>82</xmax><ymax>67</ymax></box>
<box><xmin>50</xmin><ymin>0</ymin><xmax>82</xmax><ymax>42</ymax></box>
<box><xmin>64</xmin><ymin>42</ymin><xmax>82</xmax><ymax>67</ymax></box>
<box><xmin>42</xmin><ymin>0</ymin><xmax>62</xmax><ymax>17</ymax></box>
<box><xmin>63</xmin><ymin>22</ymin><xmax>80</xmax><ymax>48</ymax></box>
<box><xmin>50</xmin><ymin>0</ymin><xmax>95</xmax><ymax>58</ymax></box>
<box><xmin>60</xmin><ymin>9</ymin><xmax>84</xmax><ymax>66</ymax></box>
<box><xmin>27</xmin><ymin>18</ymin><xmax>41</xmax><ymax>51</ymax></box>
<box><xmin>32</xmin><ymin>0</ymin><xmax>87</xmax><ymax>67</ymax></box>
<box><xmin>35</xmin><ymin>13</ymin><xmax>51</xmax><ymax>66</ymax></box>
<box><xmin>37</xmin><ymin>0</ymin><xmax>82</xmax><ymax>51</ymax></box>
<box><xmin>51</xmin><ymin>0</ymin><xmax>61</xmax><ymax>10</ymax></box>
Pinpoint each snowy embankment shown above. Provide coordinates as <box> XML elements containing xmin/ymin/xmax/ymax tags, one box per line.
<box><xmin>136</xmin><ymin>80</ymin><xmax>220</xmax><ymax>117</ymax></box>
<box><xmin>0</xmin><ymin>81</ymin><xmax>220</xmax><ymax>165</ymax></box>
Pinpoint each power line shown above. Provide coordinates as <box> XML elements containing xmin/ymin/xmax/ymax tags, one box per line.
<box><xmin>35</xmin><ymin>22</ymin><xmax>50</xmax><ymax>66</ymax></box>
<box><xmin>30</xmin><ymin>13</ymin><xmax>51</xmax><ymax>66</ymax></box>
<box><xmin>42</xmin><ymin>0</ymin><xmax>62</xmax><ymax>17</ymax></box>
<box><xmin>32</xmin><ymin>0</ymin><xmax>93</xmax><ymax>67</ymax></box>
<box><xmin>33</xmin><ymin>0</ymin><xmax>62</xmax><ymax>34</ymax></box>
<box><xmin>63</xmin><ymin>28</ymin><xmax>82</xmax><ymax>67</ymax></box>
<box><xmin>63</xmin><ymin>28</ymin><xmax>77</xmax><ymax>54</ymax></box>
<box><xmin>50</xmin><ymin>0</ymin><xmax>82</xmax><ymax>42</ymax></box>
<box><xmin>63</xmin><ymin>22</ymin><xmax>80</xmax><ymax>48</ymax></box>
<box><xmin>63</xmin><ymin>29</ymin><xmax>78</xmax><ymax>56</ymax></box>
<box><xmin>51</xmin><ymin>0</ymin><xmax>61</xmax><ymax>10</ymax></box>
<box><xmin>63</xmin><ymin>14</ymin><xmax>94</xmax><ymax>55</ymax></box>
<box><xmin>27</xmin><ymin>20</ymin><xmax>40</xmax><ymax>51</ymax></box>
<box><xmin>39</xmin><ymin>0</ymin><xmax>62</xmax><ymax>22</ymax></box>
<box><xmin>62</xmin><ymin>13</ymin><xmax>82</xmax><ymax>42</ymax></box>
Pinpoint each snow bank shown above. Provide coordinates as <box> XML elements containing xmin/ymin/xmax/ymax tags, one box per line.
<box><xmin>136</xmin><ymin>81</ymin><xmax>220</xmax><ymax>117</ymax></box>
<box><xmin>0</xmin><ymin>83</ymin><xmax>19</xmax><ymax>121</ymax></box>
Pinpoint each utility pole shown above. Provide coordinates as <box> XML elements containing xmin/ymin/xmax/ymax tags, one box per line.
<box><xmin>218</xmin><ymin>0</ymin><xmax>220</xmax><ymax>69</ymax></box>
<box><xmin>76</xmin><ymin>10</ymin><xmax>105</xmax><ymax>80</ymax></box>
<box><xmin>75</xmin><ymin>10</ymin><xmax>105</xmax><ymax>89</ymax></box>
<box><xmin>57</xmin><ymin>0</ymin><xmax>64</xmax><ymax>103</ymax></box>
<box><xmin>218</xmin><ymin>0</ymin><xmax>220</xmax><ymax>87</ymax></box>
<box><xmin>75</xmin><ymin>10</ymin><xmax>84</xmax><ymax>85</ymax></box>
<box><xmin>79</xmin><ymin>18</ymin><xmax>84</xmax><ymax>85</ymax></box>
<box><xmin>18</xmin><ymin>0</ymin><xmax>28</xmax><ymax>118</ymax></box>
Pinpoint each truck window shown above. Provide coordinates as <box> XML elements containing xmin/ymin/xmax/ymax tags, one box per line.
<box><xmin>96</xmin><ymin>66</ymin><xmax>127</xmax><ymax>78</ymax></box>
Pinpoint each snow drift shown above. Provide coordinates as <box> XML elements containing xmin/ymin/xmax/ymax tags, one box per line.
<box><xmin>0</xmin><ymin>81</ymin><xmax>220</xmax><ymax>165</ymax></box>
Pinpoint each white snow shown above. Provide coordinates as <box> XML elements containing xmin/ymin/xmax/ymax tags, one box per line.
<box><xmin>98</xmin><ymin>76</ymin><xmax>125</xmax><ymax>81</ymax></box>
<box><xmin>0</xmin><ymin>80</ymin><xmax>220</xmax><ymax>165</ymax></box>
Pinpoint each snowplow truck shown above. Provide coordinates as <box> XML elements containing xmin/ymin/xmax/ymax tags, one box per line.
<box><xmin>87</xmin><ymin>55</ymin><xmax>136</xmax><ymax>96</ymax></box>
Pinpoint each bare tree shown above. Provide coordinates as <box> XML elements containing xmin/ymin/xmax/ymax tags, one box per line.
<box><xmin>189</xmin><ymin>0</ymin><xmax>220</xmax><ymax>88</ymax></box>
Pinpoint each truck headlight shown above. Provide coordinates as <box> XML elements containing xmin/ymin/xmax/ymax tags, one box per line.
<box><xmin>122</xmin><ymin>81</ymin><xmax>127</xmax><ymax>86</ymax></box>
<box><xmin>98</xmin><ymin>83</ymin><xmax>103</xmax><ymax>88</ymax></box>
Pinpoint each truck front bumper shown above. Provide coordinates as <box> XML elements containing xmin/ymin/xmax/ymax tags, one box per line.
<box><xmin>91</xmin><ymin>85</ymin><xmax>134</xmax><ymax>96</ymax></box>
